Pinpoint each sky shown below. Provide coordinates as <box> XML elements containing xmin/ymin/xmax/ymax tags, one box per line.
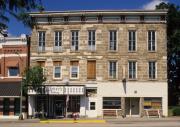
<box><xmin>7</xmin><ymin>0</ymin><xmax>180</xmax><ymax>36</ymax></box>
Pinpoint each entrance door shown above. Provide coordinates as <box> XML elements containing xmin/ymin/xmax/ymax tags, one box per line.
<box><xmin>125</xmin><ymin>98</ymin><xmax>140</xmax><ymax>117</ymax></box>
<box><xmin>55</xmin><ymin>100</ymin><xmax>64</xmax><ymax>117</ymax></box>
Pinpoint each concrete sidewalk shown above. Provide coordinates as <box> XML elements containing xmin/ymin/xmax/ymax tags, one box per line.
<box><xmin>0</xmin><ymin>117</ymin><xmax>179</xmax><ymax>123</ymax></box>
<box><xmin>105</xmin><ymin>117</ymin><xmax>180</xmax><ymax>123</ymax></box>
<box><xmin>0</xmin><ymin>119</ymin><xmax>40</xmax><ymax>123</ymax></box>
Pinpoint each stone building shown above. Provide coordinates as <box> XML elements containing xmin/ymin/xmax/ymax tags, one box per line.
<box><xmin>0</xmin><ymin>33</ymin><xmax>28</xmax><ymax>119</ymax></box>
<box><xmin>28</xmin><ymin>10</ymin><xmax>167</xmax><ymax>118</ymax></box>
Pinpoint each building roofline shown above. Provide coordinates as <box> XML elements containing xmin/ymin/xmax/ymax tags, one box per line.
<box><xmin>29</xmin><ymin>9</ymin><xmax>167</xmax><ymax>17</ymax></box>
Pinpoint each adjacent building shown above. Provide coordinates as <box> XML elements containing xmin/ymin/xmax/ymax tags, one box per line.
<box><xmin>28</xmin><ymin>10</ymin><xmax>168</xmax><ymax>118</ymax></box>
<box><xmin>0</xmin><ymin>33</ymin><xmax>28</xmax><ymax>119</ymax></box>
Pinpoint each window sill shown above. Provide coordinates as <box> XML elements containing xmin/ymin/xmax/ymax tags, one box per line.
<box><xmin>70</xmin><ymin>78</ymin><xmax>79</xmax><ymax>81</ymax></box>
<box><xmin>53</xmin><ymin>78</ymin><xmax>62</xmax><ymax>81</ymax></box>
<box><xmin>148</xmin><ymin>51</ymin><xmax>157</xmax><ymax>53</ymax></box>
<box><xmin>128</xmin><ymin>51</ymin><xmax>137</xmax><ymax>53</ymax></box>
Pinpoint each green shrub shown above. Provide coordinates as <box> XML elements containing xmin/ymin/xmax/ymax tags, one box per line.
<box><xmin>173</xmin><ymin>107</ymin><xmax>180</xmax><ymax>116</ymax></box>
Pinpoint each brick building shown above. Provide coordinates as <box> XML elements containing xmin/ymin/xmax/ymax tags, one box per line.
<box><xmin>28</xmin><ymin>10</ymin><xmax>168</xmax><ymax>118</ymax></box>
<box><xmin>0</xmin><ymin>33</ymin><xmax>28</xmax><ymax>119</ymax></box>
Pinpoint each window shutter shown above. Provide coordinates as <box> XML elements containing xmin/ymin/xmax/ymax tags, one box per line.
<box><xmin>87</xmin><ymin>61</ymin><xmax>96</xmax><ymax>79</ymax></box>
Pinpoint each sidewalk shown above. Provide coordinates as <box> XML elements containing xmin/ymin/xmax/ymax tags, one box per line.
<box><xmin>105</xmin><ymin>117</ymin><xmax>180</xmax><ymax>123</ymax></box>
<box><xmin>0</xmin><ymin>117</ymin><xmax>179</xmax><ymax>123</ymax></box>
<box><xmin>0</xmin><ymin>119</ymin><xmax>40</xmax><ymax>123</ymax></box>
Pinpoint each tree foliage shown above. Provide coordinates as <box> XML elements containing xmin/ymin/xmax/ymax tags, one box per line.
<box><xmin>156</xmin><ymin>2</ymin><xmax>180</xmax><ymax>105</ymax></box>
<box><xmin>22</xmin><ymin>66</ymin><xmax>46</xmax><ymax>94</ymax></box>
<box><xmin>0</xmin><ymin>0</ymin><xmax>44</xmax><ymax>34</ymax></box>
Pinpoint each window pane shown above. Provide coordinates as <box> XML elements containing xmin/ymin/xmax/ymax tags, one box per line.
<box><xmin>71</xmin><ymin>66</ymin><xmax>78</xmax><ymax>78</ymax></box>
<box><xmin>144</xmin><ymin>97</ymin><xmax>162</xmax><ymax>109</ymax></box>
<box><xmin>9</xmin><ymin>67</ymin><xmax>19</xmax><ymax>76</ymax></box>
<box><xmin>103</xmin><ymin>97</ymin><xmax>121</xmax><ymax>109</ymax></box>
<box><xmin>90</xmin><ymin>102</ymin><xmax>96</xmax><ymax>110</ymax></box>
<box><xmin>54</xmin><ymin>67</ymin><xmax>61</xmax><ymax>78</ymax></box>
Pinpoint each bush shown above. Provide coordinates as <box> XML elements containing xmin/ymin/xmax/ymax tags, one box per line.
<box><xmin>173</xmin><ymin>107</ymin><xmax>180</xmax><ymax>116</ymax></box>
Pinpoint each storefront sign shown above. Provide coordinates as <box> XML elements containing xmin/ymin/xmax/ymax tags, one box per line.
<box><xmin>28</xmin><ymin>86</ymin><xmax>85</xmax><ymax>95</ymax></box>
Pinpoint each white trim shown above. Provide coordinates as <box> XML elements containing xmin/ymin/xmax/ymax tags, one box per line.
<box><xmin>147</xmin><ymin>30</ymin><xmax>157</xmax><ymax>52</ymax></box>
<box><xmin>87</xmin><ymin>30</ymin><xmax>96</xmax><ymax>51</ymax></box>
<box><xmin>128</xmin><ymin>30</ymin><xmax>137</xmax><ymax>52</ymax></box>
<box><xmin>128</xmin><ymin>61</ymin><xmax>137</xmax><ymax>79</ymax></box>
<box><xmin>53</xmin><ymin>66</ymin><xmax>62</xmax><ymax>79</ymax></box>
<box><xmin>108</xmin><ymin>30</ymin><xmax>118</xmax><ymax>51</ymax></box>
<box><xmin>148</xmin><ymin>61</ymin><xmax>157</xmax><ymax>79</ymax></box>
<box><xmin>108</xmin><ymin>61</ymin><xmax>118</xmax><ymax>79</ymax></box>
<box><xmin>71</xmin><ymin>30</ymin><xmax>79</xmax><ymax>51</ymax></box>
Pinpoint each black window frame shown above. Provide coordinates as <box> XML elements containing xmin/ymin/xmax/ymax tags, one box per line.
<box><xmin>103</xmin><ymin>97</ymin><xmax>121</xmax><ymax>109</ymax></box>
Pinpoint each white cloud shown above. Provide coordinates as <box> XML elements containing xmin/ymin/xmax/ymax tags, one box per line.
<box><xmin>142</xmin><ymin>0</ymin><xmax>168</xmax><ymax>10</ymax></box>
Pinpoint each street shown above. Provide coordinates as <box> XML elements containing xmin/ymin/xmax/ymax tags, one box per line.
<box><xmin>0</xmin><ymin>120</ymin><xmax>180</xmax><ymax>127</ymax></box>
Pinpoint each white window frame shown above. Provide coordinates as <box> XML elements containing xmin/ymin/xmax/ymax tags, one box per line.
<box><xmin>8</xmin><ymin>67</ymin><xmax>19</xmax><ymax>77</ymax></box>
<box><xmin>109</xmin><ymin>30</ymin><xmax>118</xmax><ymax>51</ymax></box>
<box><xmin>38</xmin><ymin>31</ymin><xmax>46</xmax><ymax>52</ymax></box>
<box><xmin>148</xmin><ymin>61</ymin><xmax>157</xmax><ymax>79</ymax></box>
<box><xmin>70</xmin><ymin>65</ymin><xmax>79</xmax><ymax>79</ymax></box>
<box><xmin>88</xmin><ymin>30</ymin><xmax>96</xmax><ymax>51</ymax></box>
<box><xmin>54</xmin><ymin>31</ymin><xmax>62</xmax><ymax>51</ymax></box>
<box><xmin>128</xmin><ymin>61</ymin><xmax>137</xmax><ymax>79</ymax></box>
<box><xmin>128</xmin><ymin>30</ymin><xmax>137</xmax><ymax>52</ymax></box>
<box><xmin>53</xmin><ymin>66</ymin><xmax>62</xmax><ymax>79</ymax></box>
<box><xmin>71</xmin><ymin>30</ymin><xmax>79</xmax><ymax>51</ymax></box>
<box><xmin>147</xmin><ymin>30</ymin><xmax>156</xmax><ymax>52</ymax></box>
<box><xmin>108</xmin><ymin>61</ymin><xmax>118</xmax><ymax>79</ymax></box>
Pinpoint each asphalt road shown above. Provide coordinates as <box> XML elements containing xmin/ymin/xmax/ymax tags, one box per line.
<box><xmin>0</xmin><ymin>121</ymin><xmax>180</xmax><ymax>127</ymax></box>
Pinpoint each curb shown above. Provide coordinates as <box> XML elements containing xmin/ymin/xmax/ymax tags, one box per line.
<box><xmin>40</xmin><ymin>119</ymin><xmax>106</xmax><ymax>124</ymax></box>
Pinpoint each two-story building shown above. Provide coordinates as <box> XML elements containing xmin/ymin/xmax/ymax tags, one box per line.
<box><xmin>28</xmin><ymin>10</ymin><xmax>168</xmax><ymax>118</ymax></box>
<box><xmin>0</xmin><ymin>33</ymin><xmax>28</xmax><ymax>119</ymax></box>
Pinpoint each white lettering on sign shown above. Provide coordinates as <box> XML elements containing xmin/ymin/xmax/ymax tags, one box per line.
<box><xmin>28</xmin><ymin>86</ymin><xmax>85</xmax><ymax>95</ymax></box>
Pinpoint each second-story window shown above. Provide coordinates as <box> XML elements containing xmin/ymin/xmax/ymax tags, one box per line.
<box><xmin>70</xmin><ymin>61</ymin><xmax>79</xmax><ymax>79</ymax></box>
<box><xmin>148</xmin><ymin>30</ymin><xmax>156</xmax><ymax>51</ymax></box>
<box><xmin>71</xmin><ymin>31</ymin><xmax>79</xmax><ymax>51</ymax></box>
<box><xmin>109</xmin><ymin>30</ymin><xmax>117</xmax><ymax>51</ymax></box>
<box><xmin>8</xmin><ymin>67</ymin><xmax>19</xmax><ymax>77</ymax></box>
<box><xmin>88</xmin><ymin>30</ymin><xmax>95</xmax><ymax>51</ymax></box>
<box><xmin>53</xmin><ymin>61</ymin><xmax>62</xmax><ymax>79</ymax></box>
<box><xmin>38</xmin><ymin>31</ymin><xmax>45</xmax><ymax>52</ymax></box>
<box><xmin>109</xmin><ymin>61</ymin><xmax>117</xmax><ymax>79</ymax></box>
<box><xmin>54</xmin><ymin>31</ymin><xmax>62</xmax><ymax>52</ymax></box>
<box><xmin>149</xmin><ymin>61</ymin><xmax>156</xmax><ymax>79</ymax></box>
<box><xmin>128</xmin><ymin>31</ymin><xmax>136</xmax><ymax>51</ymax></box>
<box><xmin>128</xmin><ymin>61</ymin><xmax>136</xmax><ymax>79</ymax></box>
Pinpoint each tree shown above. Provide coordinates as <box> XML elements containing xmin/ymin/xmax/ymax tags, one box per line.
<box><xmin>156</xmin><ymin>2</ymin><xmax>180</xmax><ymax>105</ymax></box>
<box><xmin>22</xmin><ymin>66</ymin><xmax>46</xmax><ymax>94</ymax></box>
<box><xmin>0</xmin><ymin>0</ymin><xmax>44</xmax><ymax>34</ymax></box>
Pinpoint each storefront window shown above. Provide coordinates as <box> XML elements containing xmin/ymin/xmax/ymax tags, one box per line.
<box><xmin>68</xmin><ymin>96</ymin><xmax>80</xmax><ymax>112</ymax></box>
<box><xmin>144</xmin><ymin>97</ymin><xmax>162</xmax><ymax>109</ymax></box>
<box><xmin>14</xmin><ymin>98</ymin><xmax>20</xmax><ymax>116</ymax></box>
<box><xmin>103</xmin><ymin>97</ymin><xmax>121</xmax><ymax>109</ymax></box>
<box><xmin>3</xmin><ymin>98</ymin><xmax>10</xmax><ymax>115</ymax></box>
